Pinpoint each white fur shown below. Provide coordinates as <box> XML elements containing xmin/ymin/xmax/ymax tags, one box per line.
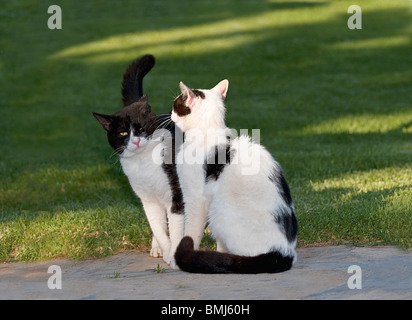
<box><xmin>171</xmin><ymin>81</ymin><xmax>232</xmax><ymax>250</ymax></box>
<box><xmin>207</xmin><ymin>135</ymin><xmax>296</xmax><ymax>257</ymax></box>
<box><xmin>120</xmin><ymin>129</ymin><xmax>184</xmax><ymax>264</ymax></box>
<box><xmin>171</xmin><ymin>80</ymin><xmax>297</xmax><ymax>261</ymax></box>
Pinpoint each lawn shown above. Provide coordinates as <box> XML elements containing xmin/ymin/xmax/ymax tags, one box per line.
<box><xmin>0</xmin><ymin>0</ymin><xmax>411</xmax><ymax>261</ymax></box>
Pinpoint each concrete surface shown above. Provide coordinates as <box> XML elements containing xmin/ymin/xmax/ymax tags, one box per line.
<box><xmin>0</xmin><ymin>246</ymin><xmax>410</xmax><ymax>300</ymax></box>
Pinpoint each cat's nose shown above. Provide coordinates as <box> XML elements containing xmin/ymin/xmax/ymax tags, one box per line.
<box><xmin>132</xmin><ymin>138</ymin><xmax>140</xmax><ymax>147</ymax></box>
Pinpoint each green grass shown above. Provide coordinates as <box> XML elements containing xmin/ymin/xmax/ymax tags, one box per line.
<box><xmin>151</xmin><ymin>264</ymin><xmax>167</xmax><ymax>274</ymax></box>
<box><xmin>1</xmin><ymin>0</ymin><xmax>411</xmax><ymax>261</ymax></box>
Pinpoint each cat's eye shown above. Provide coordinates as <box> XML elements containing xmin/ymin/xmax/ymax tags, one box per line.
<box><xmin>119</xmin><ymin>132</ymin><xmax>128</xmax><ymax>136</ymax></box>
<box><xmin>139</xmin><ymin>127</ymin><xmax>144</xmax><ymax>133</ymax></box>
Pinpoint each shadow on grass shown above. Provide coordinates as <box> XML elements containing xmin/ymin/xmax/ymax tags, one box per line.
<box><xmin>298</xmin><ymin>183</ymin><xmax>411</xmax><ymax>248</ymax></box>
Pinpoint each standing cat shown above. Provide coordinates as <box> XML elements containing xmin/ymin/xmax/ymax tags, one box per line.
<box><xmin>93</xmin><ymin>55</ymin><xmax>184</xmax><ymax>264</ymax></box>
<box><xmin>172</xmin><ymin>80</ymin><xmax>298</xmax><ymax>273</ymax></box>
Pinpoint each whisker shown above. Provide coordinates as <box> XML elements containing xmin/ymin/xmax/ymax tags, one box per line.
<box><xmin>108</xmin><ymin>152</ymin><xmax>120</xmax><ymax>169</ymax></box>
<box><xmin>152</xmin><ymin>116</ymin><xmax>170</xmax><ymax>127</ymax></box>
<box><xmin>152</xmin><ymin>114</ymin><xmax>174</xmax><ymax>131</ymax></box>
<box><xmin>155</xmin><ymin>118</ymin><xmax>171</xmax><ymax>129</ymax></box>
<box><xmin>169</xmin><ymin>87</ymin><xmax>179</xmax><ymax>100</ymax></box>
<box><xmin>108</xmin><ymin>151</ymin><xmax>117</xmax><ymax>160</ymax></box>
<box><xmin>160</xmin><ymin>119</ymin><xmax>175</xmax><ymax>131</ymax></box>
<box><xmin>108</xmin><ymin>146</ymin><xmax>125</xmax><ymax>160</ymax></box>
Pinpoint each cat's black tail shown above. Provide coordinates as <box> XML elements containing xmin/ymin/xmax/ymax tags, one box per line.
<box><xmin>121</xmin><ymin>54</ymin><xmax>155</xmax><ymax>106</ymax></box>
<box><xmin>175</xmin><ymin>236</ymin><xmax>294</xmax><ymax>274</ymax></box>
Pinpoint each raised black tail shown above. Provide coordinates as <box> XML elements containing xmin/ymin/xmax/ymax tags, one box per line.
<box><xmin>121</xmin><ymin>54</ymin><xmax>155</xmax><ymax>106</ymax></box>
<box><xmin>175</xmin><ymin>236</ymin><xmax>294</xmax><ymax>274</ymax></box>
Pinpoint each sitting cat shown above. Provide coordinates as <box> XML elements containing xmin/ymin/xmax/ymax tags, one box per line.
<box><xmin>172</xmin><ymin>80</ymin><xmax>298</xmax><ymax>273</ymax></box>
<box><xmin>93</xmin><ymin>55</ymin><xmax>184</xmax><ymax>264</ymax></box>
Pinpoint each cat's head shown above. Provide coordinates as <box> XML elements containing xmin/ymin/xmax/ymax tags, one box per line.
<box><xmin>93</xmin><ymin>95</ymin><xmax>157</xmax><ymax>157</ymax></box>
<box><xmin>171</xmin><ymin>79</ymin><xmax>229</xmax><ymax>132</ymax></box>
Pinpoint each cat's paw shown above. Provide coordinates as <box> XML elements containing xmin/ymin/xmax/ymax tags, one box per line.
<box><xmin>150</xmin><ymin>246</ymin><xmax>163</xmax><ymax>258</ymax></box>
<box><xmin>163</xmin><ymin>246</ymin><xmax>177</xmax><ymax>264</ymax></box>
<box><xmin>162</xmin><ymin>251</ymin><xmax>172</xmax><ymax>265</ymax></box>
<box><xmin>169</xmin><ymin>259</ymin><xmax>180</xmax><ymax>270</ymax></box>
<box><xmin>162</xmin><ymin>248</ymin><xmax>178</xmax><ymax>266</ymax></box>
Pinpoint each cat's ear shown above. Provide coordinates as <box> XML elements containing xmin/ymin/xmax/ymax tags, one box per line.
<box><xmin>93</xmin><ymin>112</ymin><xmax>113</xmax><ymax>131</ymax></box>
<box><xmin>212</xmin><ymin>79</ymin><xmax>229</xmax><ymax>100</ymax></box>
<box><xmin>179</xmin><ymin>81</ymin><xmax>196</xmax><ymax>107</ymax></box>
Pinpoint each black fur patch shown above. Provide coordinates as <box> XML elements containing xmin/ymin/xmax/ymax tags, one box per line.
<box><xmin>204</xmin><ymin>140</ymin><xmax>234</xmax><ymax>183</ymax></box>
<box><xmin>154</xmin><ymin>113</ymin><xmax>185</xmax><ymax>214</ymax></box>
<box><xmin>173</xmin><ymin>89</ymin><xmax>205</xmax><ymax>117</ymax></box>
<box><xmin>269</xmin><ymin>167</ymin><xmax>293</xmax><ymax>206</ymax></box>
<box><xmin>269</xmin><ymin>165</ymin><xmax>298</xmax><ymax>242</ymax></box>
<box><xmin>276</xmin><ymin>208</ymin><xmax>298</xmax><ymax>243</ymax></box>
<box><xmin>162</xmin><ymin>163</ymin><xmax>184</xmax><ymax>214</ymax></box>
<box><xmin>191</xmin><ymin>89</ymin><xmax>205</xmax><ymax>99</ymax></box>
<box><xmin>173</xmin><ymin>94</ymin><xmax>191</xmax><ymax>117</ymax></box>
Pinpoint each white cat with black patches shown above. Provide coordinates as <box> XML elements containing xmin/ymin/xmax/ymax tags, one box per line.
<box><xmin>172</xmin><ymin>80</ymin><xmax>298</xmax><ymax>273</ymax></box>
<box><xmin>93</xmin><ymin>55</ymin><xmax>184</xmax><ymax>264</ymax></box>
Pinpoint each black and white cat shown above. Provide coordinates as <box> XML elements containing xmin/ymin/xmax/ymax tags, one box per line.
<box><xmin>172</xmin><ymin>80</ymin><xmax>298</xmax><ymax>273</ymax></box>
<box><xmin>93</xmin><ymin>55</ymin><xmax>184</xmax><ymax>264</ymax></box>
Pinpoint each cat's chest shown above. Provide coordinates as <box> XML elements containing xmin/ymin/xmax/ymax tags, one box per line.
<box><xmin>121</xmin><ymin>156</ymin><xmax>159</xmax><ymax>182</ymax></box>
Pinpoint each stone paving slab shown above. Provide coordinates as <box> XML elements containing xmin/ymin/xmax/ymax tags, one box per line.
<box><xmin>0</xmin><ymin>246</ymin><xmax>410</xmax><ymax>300</ymax></box>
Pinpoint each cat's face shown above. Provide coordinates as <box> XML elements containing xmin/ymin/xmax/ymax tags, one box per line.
<box><xmin>93</xmin><ymin>95</ymin><xmax>157</xmax><ymax>157</ymax></box>
<box><xmin>171</xmin><ymin>79</ymin><xmax>229</xmax><ymax>132</ymax></box>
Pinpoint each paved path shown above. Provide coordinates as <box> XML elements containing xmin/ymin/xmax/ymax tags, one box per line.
<box><xmin>0</xmin><ymin>246</ymin><xmax>410</xmax><ymax>300</ymax></box>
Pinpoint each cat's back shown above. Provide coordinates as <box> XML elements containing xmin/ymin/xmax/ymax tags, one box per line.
<box><xmin>208</xmin><ymin>135</ymin><xmax>296</xmax><ymax>257</ymax></box>
<box><xmin>229</xmin><ymin>135</ymin><xmax>275</xmax><ymax>176</ymax></box>
<box><xmin>209</xmin><ymin>135</ymin><xmax>285</xmax><ymax>215</ymax></box>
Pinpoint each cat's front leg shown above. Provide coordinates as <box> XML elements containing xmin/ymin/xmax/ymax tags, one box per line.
<box><xmin>150</xmin><ymin>236</ymin><xmax>163</xmax><ymax>258</ymax></box>
<box><xmin>141</xmin><ymin>198</ymin><xmax>171</xmax><ymax>263</ymax></box>
<box><xmin>177</xmin><ymin>162</ymin><xmax>208</xmax><ymax>250</ymax></box>
<box><xmin>184</xmin><ymin>199</ymin><xmax>209</xmax><ymax>249</ymax></box>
